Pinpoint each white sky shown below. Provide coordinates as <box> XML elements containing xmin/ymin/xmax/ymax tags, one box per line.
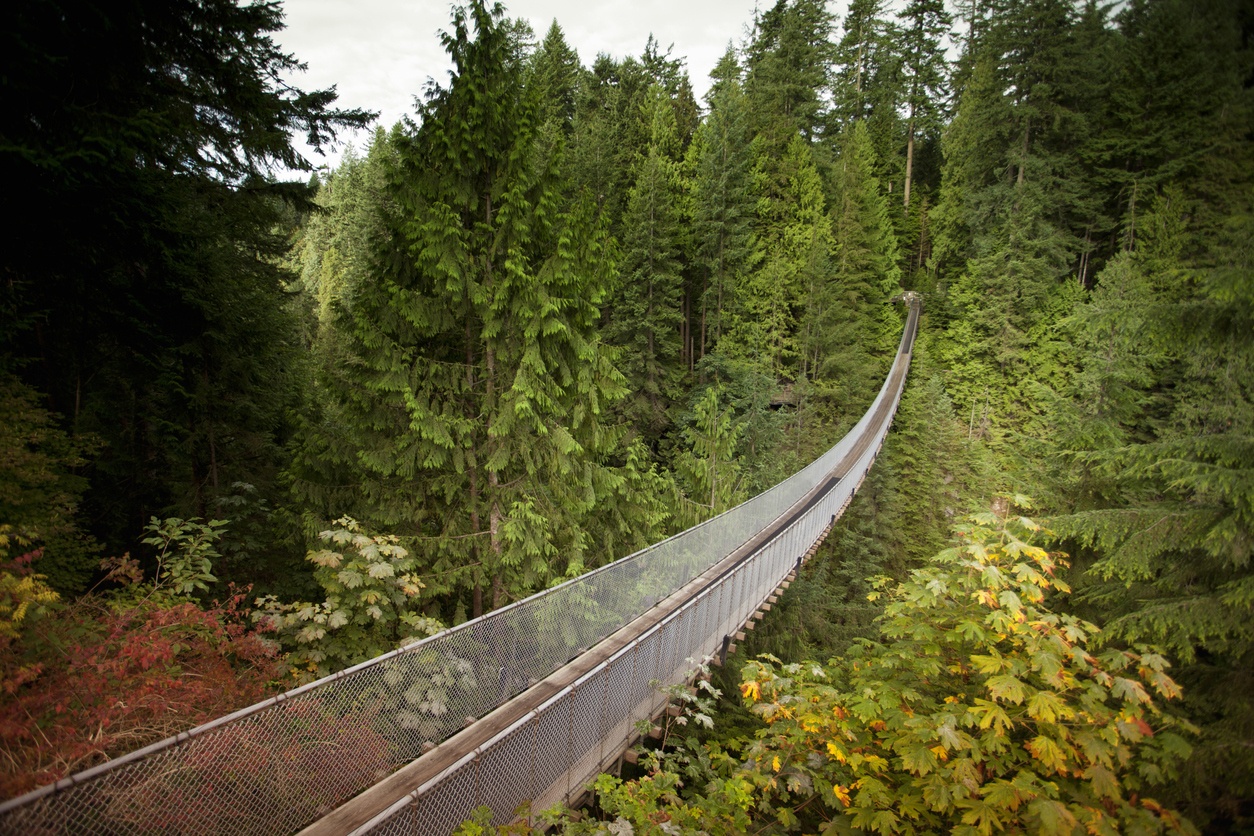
<box><xmin>276</xmin><ymin>0</ymin><xmax>771</xmax><ymax>169</ymax></box>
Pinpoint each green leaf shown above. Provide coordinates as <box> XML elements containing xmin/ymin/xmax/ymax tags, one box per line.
<box><xmin>986</xmin><ymin>674</ymin><xmax>1026</xmax><ymax>704</ymax></box>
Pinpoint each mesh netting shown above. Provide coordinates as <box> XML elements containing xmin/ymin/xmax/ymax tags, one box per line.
<box><xmin>1</xmin><ymin>306</ymin><xmax>917</xmax><ymax>836</ymax></box>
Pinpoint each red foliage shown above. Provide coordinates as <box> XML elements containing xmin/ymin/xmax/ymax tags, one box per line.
<box><xmin>0</xmin><ymin>586</ymin><xmax>282</xmax><ymax>799</ymax></box>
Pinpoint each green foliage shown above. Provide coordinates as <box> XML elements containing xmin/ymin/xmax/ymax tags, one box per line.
<box><xmin>0</xmin><ymin>528</ymin><xmax>60</xmax><ymax>639</ymax></box>
<box><xmin>723</xmin><ymin>135</ymin><xmax>832</xmax><ymax>382</ymax></box>
<box><xmin>690</xmin><ymin>48</ymin><xmax>759</xmax><ymax>366</ymax></box>
<box><xmin>818</xmin><ymin>121</ymin><xmax>902</xmax><ymax>406</ymax></box>
<box><xmin>530</xmin><ymin>22</ymin><xmax>582</xmax><ymax>131</ymax></box>
<box><xmin>673</xmin><ymin>386</ymin><xmax>747</xmax><ymax>524</ymax></box>
<box><xmin>0</xmin><ymin>372</ymin><xmax>99</xmax><ymax>593</ymax></box>
<box><xmin>897</xmin><ymin>0</ymin><xmax>952</xmax><ymax>216</ymax></box>
<box><xmin>607</xmin><ymin>83</ymin><xmax>689</xmax><ymax>439</ymax></box>
<box><xmin>294</xmin><ymin>0</ymin><xmax>671</xmax><ymax>619</ymax></box>
<box><xmin>735</xmin><ymin>510</ymin><xmax>1194</xmax><ymax>834</ymax></box>
<box><xmin>745</xmin><ymin>0</ymin><xmax>836</xmax><ymax>142</ymax></box>
<box><xmin>1</xmin><ymin>0</ymin><xmax>371</xmax><ymax>568</ymax></box>
<box><xmin>565</xmin><ymin>512</ymin><xmax>1195</xmax><ymax>834</ymax></box>
<box><xmin>140</xmin><ymin>517</ymin><xmax>223</xmax><ymax>598</ymax></box>
<box><xmin>253</xmin><ymin>517</ymin><xmax>442</xmax><ymax>681</ymax></box>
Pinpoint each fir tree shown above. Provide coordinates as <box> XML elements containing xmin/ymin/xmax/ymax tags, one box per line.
<box><xmin>530</xmin><ymin>21</ymin><xmax>582</xmax><ymax>131</ymax></box>
<box><xmin>690</xmin><ymin>48</ymin><xmax>759</xmax><ymax>365</ymax></box>
<box><xmin>819</xmin><ymin>122</ymin><xmax>902</xmax><ymax>408</ymax></box>
<box><xmin>897</xmin><ymin>0</ymin><xmax>952</xmax><ymax>217</ymax></box>
<box><xmin>606</xmin><ymin>83</ymin><xmax>689</xmax><ymax>442</ymax></box>
<box><xmin>744</xmin><ymin>0</ymin><xmax>836</xmax><ymax>143</ymax></box>
<box><xmin>303</xmin><ymin>0</ymin><xmax>656</xmax><ymax>616</ymax></box>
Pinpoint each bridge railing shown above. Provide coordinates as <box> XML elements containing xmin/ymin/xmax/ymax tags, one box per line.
<box><xmin>0</xmin><ymin>305</ymin><xmax>917</xmax><ymax>836</ymax></box>
<box><xmin>344</xmin><ymin>299</ymin><xmax>910</xmax><ymax>835</ymax></box>
<box><xmin>359</xmin><ymin>352</ymin><xmax>905</xmax><ymax>835</ymax></box>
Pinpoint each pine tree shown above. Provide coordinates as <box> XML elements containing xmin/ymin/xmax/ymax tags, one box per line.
<box><xmin>530</xmin><ymin>21</ymin><xmax>582</xmax><ymax>131</ymax></box>
<box><xmin>897</xmin><ymin>0</ymin><xmax>952</xmax><ymax>217</ymax></box>
<box><xmin>673</xmin><ymin>385</ymin><xmax>746</xmax><ymax>525</ymax></box>
<box><xmin>724</xmin><ymin>135</ymin><xmax>830</xmax><ymax>381</ymax></box>
<box><xmin>830</xmin><ymin>0</ymin><xmax>897</xmax><ymax>132</ymax></box>
<box><xmin>818</xmin><ymin>122</ymin><xmax>902</xmax><ymax>408</ymax></box>
<box><xmin>303</xmin><ymin>0</ymin><xmax>652</xmax><ymax>616</ymax></box>
<box><xmin>690</xmin><ymin>48</ymin><xmax>759</xmax><ymax>365</ymax></box>
<box><xmin>1053</xmin><ymin>194</ymin><xmax>1254</xmax><ymax>829</ymax></box>
<box><xmin>606</xmin><ymin>84</ymin><xmax>689</xmax><ymax>442</ymax></box>
<box><xmin>0</xmin><ymin>0</ymin><xmax>370</xmax><ymax>571</ymax></box>
<box><xmin>744</xmin><ymin>0</ymin><xmax>836</xmax><ymax>143</ymax></box>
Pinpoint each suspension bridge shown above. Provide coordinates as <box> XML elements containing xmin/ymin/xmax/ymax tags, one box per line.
<box><xmin>1</xmin><ymin>296</ymin><xmax>920</xmax><ymax>836</ymax></box>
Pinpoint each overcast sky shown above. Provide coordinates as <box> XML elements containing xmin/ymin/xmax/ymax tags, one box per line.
<box><xmin>276</xmin><ymin>0</ymin><xmax>772</xmax><ymax>169</ymax></box>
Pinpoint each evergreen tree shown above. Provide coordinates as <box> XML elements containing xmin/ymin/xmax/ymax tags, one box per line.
<box><xmin>830</xmin><ymin>0</ymin><xmax>897</xmax><ymax>131</ymax></box>
<box><xmin>897</xmin><ymin>0</ymin><xmax>952</xmax><ymax>217</ymax></box>
<box><xmin>0</xmin><ymin>0</ymin><xmax>370</xmax><ymax>577</ymax></box>
<box><xmin>303</xmin><ymin>0</ymin><xmax>657</xmax><ymax>616</ymax></box>
<box><xmin>1053</xmin><ymin>190</ymin><xmax>1254</xmax><ymax>830</ymax></box>
<box><xmin>690</xmin><ymin>48</ymin><xmax>759</xmax><ymax>365</ymax></box>
<box><xmin>606</xmin><ymin>84</ymin><xmax>689</xmax><ymax>443</ymax></box>
<box><xmin>744</xmin><ymin>0</ymin><xmax>836</xmax><ymax>146</ymax></box>
<box><xmin>724</xmin><ymin>136</ymin><xmax>831</xmax><ymax>381</ymax></box>
<box><xmin>530</xmin><ymin>21</ymin><xmax>582</xmax><ymax>131</ymax></box>
<box><xmin>672</xmin><ymin>385</ymin><xmax>746</xmax><ymax>525</ymax></box>
<box><xmin>818</xmin><ymin>122</ymin><xmax>902</xmax><ymax>408</ymax></box>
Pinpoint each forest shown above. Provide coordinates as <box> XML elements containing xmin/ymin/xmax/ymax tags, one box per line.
<box><xmin>0</xmin><ymin>0</ymin><xmax>1250</xmax><ymax>831</ymax></box>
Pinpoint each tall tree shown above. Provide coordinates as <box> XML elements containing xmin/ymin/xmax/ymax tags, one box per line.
<box><xmin>723</xmin><ymin>136</ymin><xmax>831</xmax><ymax>382</ymax></box>
<box><xmin>897</xmin><ymin>0</ymin><xmax>953</xmax><ymax>216</ymax></box>
<box><xmin>690</xmin><ymin>48</ymin><xmax>759</xmax><ymax>364</ymax></box>
<box><xmin>530</xmin><ymin>20</ymin><xmax>582</xmax><ymax>131</ymax></box>
<box><xmin>0</xmin><ymin>0</ymin><xmax>370</xmax><ymax>581</ymax></box>
<box><xmin>744</xmin><ymin>0</ymin><xmax>837</xmax><ymax>144</ymax></box>
<box><xmin>607</xmin><ymin>84</ymin><xmax>690</xmax><ymax>441</ymax></box>
<box><xmin>830</xmin><ymin>0</ymin><xmax>897</xmax><ymax>130</ymax></box>
<box><xmin>304</xmin><ymin>0</ymin><xmax>651</xmax><ymax>616</ymax></box>
<box><xmin>818</xmin><ymin>121</ymin><xmax>902</xmax><ymax>407</ymax></box>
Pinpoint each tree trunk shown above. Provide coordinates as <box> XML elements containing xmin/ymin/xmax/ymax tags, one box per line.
<box><xmin>903</xmin><ymin>115</ymin><xmax>916</xmax><ymax>216</ymax></box>
<box><xmin>1017</xmin><ymin>120</ymin><xmax>1030</xmax><ymax>186</ymax></box>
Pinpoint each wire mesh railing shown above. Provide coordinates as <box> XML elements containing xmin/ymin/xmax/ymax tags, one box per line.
<box><xmin>0</xmin><ymin>302</ymin><xmax>918</xmax><ymax>836</ymax></box>
<box><xmin>360</xmin><ymin>388</ymin><xmax>901</xmax><ymax>836</ymax></box>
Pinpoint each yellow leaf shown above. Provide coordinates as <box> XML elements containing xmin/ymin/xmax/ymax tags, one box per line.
<box><xmin>834</xmin><ymin>785</ymin><xmax>851</xmax><ymax>807</ymax></box>
<box><xmin>827</xmin><ymin>742</ymin><xmax>848</xmax><ymax>763</ymax></box>
<box><xmin>741</xmin><ymin>680</ymin><xmax>761</xmax><ymax>703</ymax></box>
<box><xmin>772</xmin><ymin>755</ymin><xmax>781</xmax><ymax>772</ymax></box>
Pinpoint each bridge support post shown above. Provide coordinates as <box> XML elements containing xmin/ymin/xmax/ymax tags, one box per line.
<box><xmin>719</xmin><ymin>634</ymin><xmax>732</xmax><ymax>667</ymax></box>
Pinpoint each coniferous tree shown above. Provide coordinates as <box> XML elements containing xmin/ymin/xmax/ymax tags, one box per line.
<box><xmin>724</xmin><ymin>136</ymin><xmax>829</xmax><ymax>381</ymax></box>
<box><xmin>303</xmin><ymin>0</ymin><xmax>657</xmax><ymax>616</ymax></box>
<box><xmin>690</xmin><ymin>48</ymin><xmax>759</xmax><ymax>365</ymax></box>
<box><xmin>1053</xmin><ymin>192</ymin><xmax>1254</xmax><ymax>832</ymax></box>
<box><xmin>819</xmin><ymin>122</ymin><xmax>902</xmax><ymax>408</ymax></box>
<box><xmin>0</xmin><ymin>0</ymin><xmax>370</xmax><ymax>581</ymax></box>
<box><xmin>607</xmin><ymin>84</ymin><xmax>690</xmax><ymax>442</ymax></box>
<box><xmin>530</xmin><ymin>21</ymin><xmax>582</xmax><ymax>131</ymax></box>
<box><xmin>830</xmin><ymin>0</ymin><xmax>897</xmax><ymax>132</ymax></box>
<box><xmin>897</xmin><ymin>0</ymin><xmax>952</xmax><ymax>217</ymax></box>
<box><xmin>744</xmin><ymin>0</ymin><xmax>836</xmax><ymax>153</ymax></box>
